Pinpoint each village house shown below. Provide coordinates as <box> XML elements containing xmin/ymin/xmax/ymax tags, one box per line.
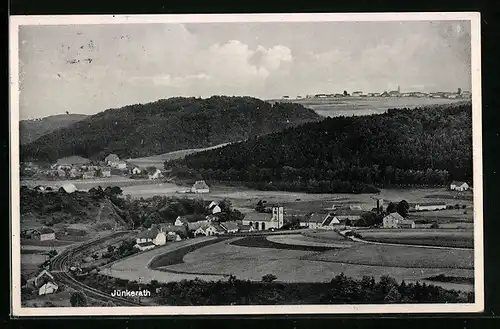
<box><xmin>383</xmin><ymin>212</ymin><xmax>404</xmax><ymax>228</ymax></box>
<box><xmin>238</xmin><ymin>224</ymin><xmax>256</xmax><ymax>233</ymax></box>
<box><xmin>191</xmin><ymin>180</ymin><xmax>210</xmax><ymax>193</ymax></box>
<box><xmin>205</xmin><ymin>214</ymin><xmax>220</xmax><ymax>223</ymax></box>
<box><xmin>208</xmin><ymin>201</ymin><xmax>222</xmax><ymax>214</ymax></box>
<box><xmin>174</xmin><ymin>216</ymin><xmax>189</xmax><ymax>226</ymax></box>
<box><xmin>188</xmin><ymin>220</ymin><xmax>210</xmax><ymax>232</ymax></box>
<box><xmin>450</xmin><ymin>181</ymin><xmax>469</xmax><ymax>191</ymax></box>
<box><xmin>32</xmin><ymin>269</ymin><xmax>59</xmax><ymax>296</ymax></box>
<box><xmin>56</xmin><ymin>168</ymin><xmax>66</xmax><ymax>178</ymax></box>
<box><xmin>220</xmin><ymin>221</ymin><xmax>239</xmax><ymax>233</ymax></box>
<box><xmin>194</xmin><ymin>223</ymin><xmax>210</xmax><ymax>237</ymax></box>
<box><xmin>34</xmin><ymin>227</ymin><xmax>56</xmax><ymax>241</ymax></box>
<box><xmin>100</xmin><ymin>167</ymin><xmax>112</xmax><ymax>177</ymax></box>
<box><xmin>105</xmin><ymin>154</ymin><xmax>120</xmax><ymax>166</ymax></box>
<box><xmin>413</xmin><ymin>202</ymin><xmax>447</xmax><ymax>211</ymax></box>
<box><xmin>68</xmin><ymin>167</ymin><xmax>80</xmax><ymax>178</ymax></box>
<box><xmin>205</xmin><ymin>223</ymin><xmax>226</xmax><ymax>236</ymax></box>
<box><xmin>134</xmin><ymin>225</ymin><xmax>166</xmax><ymax>250</ymax></box>
<box><xmin>82</xmin><ymin>169</ymin><xmax>95</xmax><ymax>179</ymax></box>
<box><xmin>148</xmin><ymin>168</ymin><xmax>163</xmax><ymax>180</ymax></box>
<box><xmin>242</xmin><ymin>206</ymin><xmax>284</xmax><ymax>231</ymax></box>
<box><xmin>351</xmin><ymin>91</ymin><xmax>364</xmax><ymax>97</ymax></box>
<box><xmin>59</xmin><ymin>183</ymin><xmax>77</xmax><ymax>194</ymax></box>
<box><xmin>131</xmin><ymin>167</ymin><xmax>142</xmax><ymax>175</ymax></box>
<box><xmin>134</xmin><ymin>241</ymin><xmax>156</xmax><ymax>252</ymax></box>
<box><xmin>399</xmin><ymin>219</ymin><xmax>416</xmax><ymax>229</ymax></box>
<box><xmin>306</xmin><ymin>213</ymin><xmax>342</xmax><ymax>230</ymax></box>
<box><xmin>331</xmin><ymin>209</ymin><xmax>365</xmax><ymax>222</ymax></box>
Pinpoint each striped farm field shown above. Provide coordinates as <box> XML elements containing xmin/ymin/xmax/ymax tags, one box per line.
<box><xmin>356</xmin><ymin>229</ymin><xmax>474</xmax><ymax>249</ymax></box>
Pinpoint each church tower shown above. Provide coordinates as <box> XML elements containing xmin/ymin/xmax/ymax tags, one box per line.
<box><xmin>272</xmin><ymin>206</ymin><xmax>284</xmax><ymax>228</ymax></box>
<box><xmin>397</xmin><ymin>85</ymin><xmax>401</xmax><ymax>93</ymax></box>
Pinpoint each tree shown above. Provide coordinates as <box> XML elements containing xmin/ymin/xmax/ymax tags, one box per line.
<box><xmin>343</xmin><ymin>90</ymin><xmax>348</xmax><ymax>96</ymax></box>
<box><xmin>397</xmin><ymin>200</ymin><xmax>410</xmax><ymax>218</ymax></box>
<box><xmin>261</xmin><ymin>274</ymin><xmax>278</xmax><ymax>283</ymax></box>
<box><xmin>255</xmin><ymin>200</ymin><xmax>266</xmax><ymax>213</ymax></box>
<box><xmin>21</xmin><ymin>274</ymin><xmax>27</xmax><ymax>287</ymax></box>
<box><xmin>48</xmin><ymin>249</ymin><xmax>58</xmax><ymax>259</ymax></box>
<box><xmin>70</xmin><ymin>291</ymin><xmax>88</xmax><ymax>307</ymax></box>
<box><xmin>219</xmin><ymin>198</ymin><xmax>232</xmax><ymax>213</ymax></box>
<box><xmin>107</xmin><ymin>245</ymin><xmax>116</xmax><ymax>253</ymax></box>
<box><xmin>457</xmin><ymin>87</ymin><xmax>462</xmax><ymax>95</ymax></box>
<box><xmin>386</xmin><ymin>202</ymin><xmax>397</xmax><ymax>214</ymax></box>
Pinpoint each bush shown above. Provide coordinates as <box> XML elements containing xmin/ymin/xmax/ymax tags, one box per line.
<box><xmin>430</xmin><ymin>222</ymin><xmax>439</xmax><ymax>229</ymax></box>
<box><xmin>261</xmin><ymin>274</ymin><xmax>278</xmax><ymax>283</ymax></box>
<box><xmin>70</xmin><ymin>291</ymin><xmax>88</xmax><ymax>307</ymax></box>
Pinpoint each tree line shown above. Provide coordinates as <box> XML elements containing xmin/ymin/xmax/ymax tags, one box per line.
<box><xmin>78</xmin><ymin>272</ymin><xmax>473</xmax><ymax>305</ymax></box>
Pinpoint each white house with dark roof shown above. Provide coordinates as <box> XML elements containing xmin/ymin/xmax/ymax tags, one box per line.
<box><xmin>32</xmin><ymin>269</ymin><xmax>59</xmax><ymax>296</ymax></box>
<box><xmin>208</xmin><ymin>201</ymin><xmax>222</xmax><ymax>214</ymax></box>
<box><xmin>450</xmin><ymin>181</ymin><xmax>469</xmax><ymax>191</ymax></box>
<box><xmin>306</xmin><ymin>213</ymin><xmax>341</xmax><ymax>230</ymax></box>
<box><xmin>191</xmin><ymin>180</ymin><xmax>210</xmax><ymax>193</ymax></box>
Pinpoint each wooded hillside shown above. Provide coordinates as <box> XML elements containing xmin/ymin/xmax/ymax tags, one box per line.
<box><xmin>167</xmin><ymin>103</ymin><xmax>472</xmax><ymax>193</ymax></box>
<box><xmin>20</xmin><ymin>96</ymin><xmax>321</xmax><ymax>162</ymax></box>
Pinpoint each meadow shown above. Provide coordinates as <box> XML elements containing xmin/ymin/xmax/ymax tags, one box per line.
<box><xmin>355</xmin><ymin>229</ymin><xmax>474</xmax><ymax>249</ymax></box>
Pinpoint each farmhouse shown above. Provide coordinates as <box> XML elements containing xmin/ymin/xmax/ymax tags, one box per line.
<box><xmin>352</xmin><ymin>91</ymin><xmax>363</xmax><ymax>97</ymax></box>
<box><xmin>134</xmin><ymin>241</ymin><xmax>156</xmax><ymax>251</ymax></box>
<box><xmin>450</xmin><ymin>181</ymin><xmax>469</xmax><ymax>191</ymax></box>
<box><xmin>383</xmin><ymin>213</ymin><xmax>404</xmax><ymax>228</ymax></box>
<box><xmin>174</xmin><ymin>216</ymin><xmax>189</xmax><ymax>226</ymax></box>
<box><xmin>34</xmin><ymin>227</ymin><xmax>56</xmax><ymax>241</ymax></box>
<box><xmin>242</xmin><ymin>206</ymin><xmax>284</xmax><ymax>231</ymax></box>
<box><xmin>148</xmin><ymin>168</ymin><xmax>163</xmax><ymax>180</ymax></box>
<box><xmin>208</xmin><ymin>201</ymin><xmax>222</xmax><ymax>214</ymax></box>
<box><xmin>399</xmin><ymin>219</ymin><xmax>416</xmax><ymax>229</ymax></box>
<box><xmin>205</xmin><ymin>223</ymin><xmax>226</xmax><ymax>236</ymax></box>
<box><xmin>131</xmin><ymin>167</ymin><xmax>142</xmax><ymax>175</ymax></box>
<box><xmin>307</xmin><ymin>213</ymin><xmax>341</xmax><ymax>230</ymax></box>
<box><xmin>158</xmin><ymin>224</ymin><xmax>186</xmax><ymax>240</ymax></box>
<box><xmin>238</xmin><ymin>224</ymin><xmax>256</xmax><ymax>233</ymax></box>
<box><xmin>59</xmin><ymin>183</ymin><xmax>78</xmax><ymax>194</ymax></box>
<box><xmin>220</xmin><ymin>221</ymin><xmax>239</xmax><ymax>233</ymax></box>
<box><xmin>100</xmin><ymin>167</ymin><xmax>112</xmax><ymax>177</ymax></box>
<box><xmin>188</xmin><ymin>220</ymin><xmax>210</xmax><ymax>232</ymax></box>
<box><xmin>307</xmin><ymin>213</ymin><xmax>327</xmax><ymax>229</ymax></box>
<box><xmin>413</xmin><ymin>202</ymin><xmax>447</xmax><ymax>211</ymax></box>
<box><xmin>191</xmin><ymin>180</ymin><xmax>210</xmax><ymax>193</ymax></box>
<box><xmin>135</xmin><ymin>225</ymin><xmax>166</xmax><ymax>246</ymax></box>
<box><xmin>32</xmin><ymin>270</ymin><xmax>59</xmax><ymax>296</ymax></box>
<box><xmin>194</xmin><ymin>224</ymin><xmax>210</xmax><ymax>237</ymax></box>
<box><xmin>105</xmin><ymin>154</ymin><xmax>120</xmax><ymax>166</ymax></box>
<box><xmin>332</xmin><ymin>210</ymin><xmax>365</xmax><ymax>221</ymax></box>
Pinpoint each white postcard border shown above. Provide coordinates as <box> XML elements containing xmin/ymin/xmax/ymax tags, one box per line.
<box><xmin>9</xmin><ymin>12</ymin><xmax>483</xmax><ymax>316</ymax></box>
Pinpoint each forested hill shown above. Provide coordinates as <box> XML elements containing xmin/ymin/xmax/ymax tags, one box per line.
<box><xmin>20</xmin><ymin>96</ymin><xmax>321</xmax><ymax>162</ymax></box>
<box><xmin>168</xmin><ymin>104</ymin><xmax>472</xmax><ymax>193</ymax></box>
<box><xmin>20</xmin><ymin>114</ymin><xmax>88</xmax><ymax>145</ymax></box>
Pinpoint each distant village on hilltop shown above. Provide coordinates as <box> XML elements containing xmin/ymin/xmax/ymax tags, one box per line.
<box><xmin>280</xmin><ymin>86</ymin><xmax>472</xmax><ymax>100</ymax></box>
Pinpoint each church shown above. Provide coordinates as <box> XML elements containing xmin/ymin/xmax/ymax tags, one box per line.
<box><xmin>242</xmin><ymin>206</ymin><xmax>284</xmax><ymax>231</ymax></box>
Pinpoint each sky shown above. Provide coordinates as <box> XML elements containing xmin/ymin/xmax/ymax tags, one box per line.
<box><xmin>18</xmin><ymin>20</ymin><xmax>472</xmax><ymax>119</ymax></box>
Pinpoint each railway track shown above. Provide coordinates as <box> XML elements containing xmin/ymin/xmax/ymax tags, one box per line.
<box><xmin>51</xmin><ymin>231</ymin><xmax>144</xmax><ymax>306</ymax></box>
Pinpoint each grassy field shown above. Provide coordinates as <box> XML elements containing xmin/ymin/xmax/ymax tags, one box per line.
<box><xmin>356</xmin><ymin>229</ymin><xmax>474</xmax><ymax>249</ymax></box>
<box><xmin>165</xmin><ymin>236</ymin><xmax>474</xmax><ymax>287</ymax></box>
<box><xmin>266</xmin><ymin>233</ymin><xmax>354</xmax><ymax>248</ymax></box>
<box><xmin>127</xmin><ymin>143</ymin><xmax>230</xmax><ymax>169</ymax></box>
<box><xmin>307</xmin><ymin>243</ymin><xmax>473</xmax><ymax>269</ymax></box>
